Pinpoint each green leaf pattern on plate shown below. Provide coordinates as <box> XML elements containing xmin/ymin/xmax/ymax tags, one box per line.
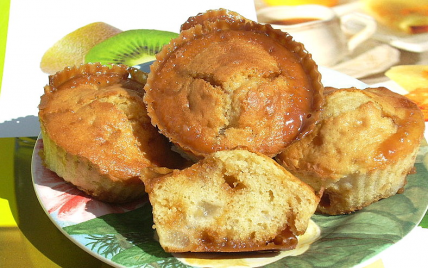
<box><xmin>63</xmin><ymin>160</ymin><xmax>428</xmax><ymax>268</ymax></box>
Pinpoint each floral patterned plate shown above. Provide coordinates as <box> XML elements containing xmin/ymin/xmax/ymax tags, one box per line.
<box><xmin>32</xmin><ymin>68</ymin><xmax>428</xmax><ymax>268</ymax></box>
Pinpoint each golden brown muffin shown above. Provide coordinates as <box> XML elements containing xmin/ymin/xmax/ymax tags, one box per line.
<box><xmin>143</xmin><ymin>149</ymin><xmax>319</xmax><ymax>253</ymax></box>
<box><xmin>39</xmin><ymin>63</ymin><xmax>187</xmax><ymax>203</ymax></box>
<box><xmin>276</xmin><ymin>87</ymin><xmax>425</xmax><ymax>215</ymax></box>
<box><xmin>144</xmin><ymin>9</ymin><xmax>323</xmax><ymax>158</ymax></box>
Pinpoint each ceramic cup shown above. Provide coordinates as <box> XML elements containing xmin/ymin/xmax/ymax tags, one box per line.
<box><xmin>257</xmin><ymin>5</ymin><xmax>377</xmax><ymax>66</ymax></box>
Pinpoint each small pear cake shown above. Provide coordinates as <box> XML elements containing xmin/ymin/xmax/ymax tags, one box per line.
<box><xmin>276</xmin><ymin>87</ymin><xmax>425</xmax><ymax>215</ymax></box>
<box><xmin>143</xmin><ymin>149</ymin><xmax>319</xmax><ymax>252</ymax></box>
<box><xmin>39</xmin><ymin>63</ymin><xmax>187</xmax><ymax>203</ymax></box>
<box><xmin>144</xmin><ymin>9</ymin><xmax>323</xmax><ymax>159</ymax></box>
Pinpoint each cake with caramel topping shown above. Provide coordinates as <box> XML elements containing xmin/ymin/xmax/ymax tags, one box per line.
<box><xmin>144</xmin><ymin>9</ymin><xmax>323</xmax><ymax>158</ymax></box>
<box><xmin>143</xmin><ymin>149</ymin><xmax>319</xmax><ymax>252</ymax></box>
<box><xmin>276</xmin><ymin>87</ymin><xmax>425</xmax><ymax>215</ymax></box>
<box><xmin>38</xmin><ymin>63</ymin><xmax>187</xmax><ymax>203</ymax></box>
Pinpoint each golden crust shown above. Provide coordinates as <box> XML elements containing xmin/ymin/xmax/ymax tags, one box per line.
<box><xmin>180</xmin><ymin>8</ymin><xmax>252</xmax><ymax>31</ymax></box>
<box><xmin>143</xmin><ymin>149</ymin><xmax>319</xmax><ymax>252</ymax></box>
<box><xmin>39</xmin><ymin>63</ymin><xmax>187</xmax><ymax>203</ymax></box>
<box><xmin>144</xmin><ymin>9</ymin><xmax>323</xmax><ymax>158</ymax></box>
<box><xmin>276</xmin><ymin>87</ymin><xmax>425</xmax><ymax>215</ymax></box>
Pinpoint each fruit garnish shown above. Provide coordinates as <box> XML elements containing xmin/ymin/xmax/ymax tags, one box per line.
<box><xmin>85</xmin><ymin>29</ymin><xmax>178</xmax><ymax>67</ymax></box>
<box><xmin>40</xmin><ymin>22</ymin><xmax>122</xmax><ymax>74</ymax></box>
<box><xmin>385</xmin><ymin>65</ymin><xmax>428</xmax><ymax>92</ymax></box>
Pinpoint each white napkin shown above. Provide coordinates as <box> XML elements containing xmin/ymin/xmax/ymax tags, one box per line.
<box><xmin>331</xmin><ymin>44</ymin><xmax>400</xmax><ymax>79</ymax></box>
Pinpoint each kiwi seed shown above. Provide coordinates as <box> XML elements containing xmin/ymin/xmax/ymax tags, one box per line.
<box><xmin>85</xmin><ymin>29</ymin><xmax>178</xmax><ymax>66</ymax></box>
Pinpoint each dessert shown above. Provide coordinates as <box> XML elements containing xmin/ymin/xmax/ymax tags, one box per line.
<box><xmin>276</xmin><ymin>87</ymin><xmax>425</xmax><ymax>215</ymax></box>
<box><xmin>362</xmin><ymin>0</ymin><xmax>428</xmax><ymax>34</ymax></box>
<box><xmin>144</xmin><ymin>9</ymin><xmax>323</xmax><ymax>158</ymax></box>
<box><xmin>38</xmin><ymin>63</ymin><xmax>187</xmax><ymax>203</ymax></box>
<box><xmin>143</xmin><ymin>149</ymin><xmax>319</xmax><ymax>252</ymax></box>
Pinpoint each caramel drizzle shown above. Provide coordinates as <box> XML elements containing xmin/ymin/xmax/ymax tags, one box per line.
<box><xmin>374</xmin><ymin>110</ymin><xmax>423</xmax><ymax>169</ymax></box>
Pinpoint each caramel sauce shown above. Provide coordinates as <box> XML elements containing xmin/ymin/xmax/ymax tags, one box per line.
<box><xmin>375</xmin><ymin>110</ymin><xmax>423</xmax><ymax>168</ymax></box>
<box><xmin>268</xmin><ymin>18</ymin><xmax>320</xmax><ymax>26</ymax></box>
<box><xmin>193</xmin><ymin>227</ymin><xmax>298</xmax><ymax>252</ymax></box>
<box><xmin>360</xmin><ymin>87</ymin><xmax>425</xmax><ymax>170</ymax></box>
<box><xmin>272</xmin><ymin>228</ymin><xmax>298</xmax><ymax>248</ymax></box>
<box><xmin>174</xmin><ymin>220</ymin><xmax>320</xmax><ymax>267</ymax></box>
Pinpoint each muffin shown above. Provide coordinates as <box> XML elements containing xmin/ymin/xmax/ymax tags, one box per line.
<box><xmin>143</xmin><ymin>149</ymin><xmax>319</xmax><ymax>253</ymax></box>
<box><xmin>276</xmin><ymin>87</ymin><xmax>425</xmax><ymax>215</ymax></box>
<box><xmin>38</xmin><ymin>63</ymin><xmax>187</xmax><ymax>203</ymax></box>
<box><xmin>144</xmin><ymin>9</ymin><xmax>323</xmax><ymax>158</ymax></box>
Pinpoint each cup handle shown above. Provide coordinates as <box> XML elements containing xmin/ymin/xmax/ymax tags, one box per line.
<box><xmin>340</xmin><ymin>12</ymin><xmax>377</xmax><ymax>52</ymax></box>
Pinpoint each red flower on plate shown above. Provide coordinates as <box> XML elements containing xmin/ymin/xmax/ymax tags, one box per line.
<box><xmin>32</xmin><ymin>139</ymin><xmax>145</xmax><ymax>224</ymax></box>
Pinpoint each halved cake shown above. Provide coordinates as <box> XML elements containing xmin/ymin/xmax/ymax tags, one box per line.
<box><xmin>143</xmin><ymin>149</ymin><xmax>319</xmax><ymax>252</ymax></box>
<box><xmin>38</xmin><ymin>63</ymin><xmax>187</xmax><ymax>203</ymax></box>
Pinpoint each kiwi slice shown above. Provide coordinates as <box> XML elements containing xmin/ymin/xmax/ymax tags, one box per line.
<box><xmin>85</xmin><ymin>29</ymin><xmax>178</xmax><ymax>66</ymax></box>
